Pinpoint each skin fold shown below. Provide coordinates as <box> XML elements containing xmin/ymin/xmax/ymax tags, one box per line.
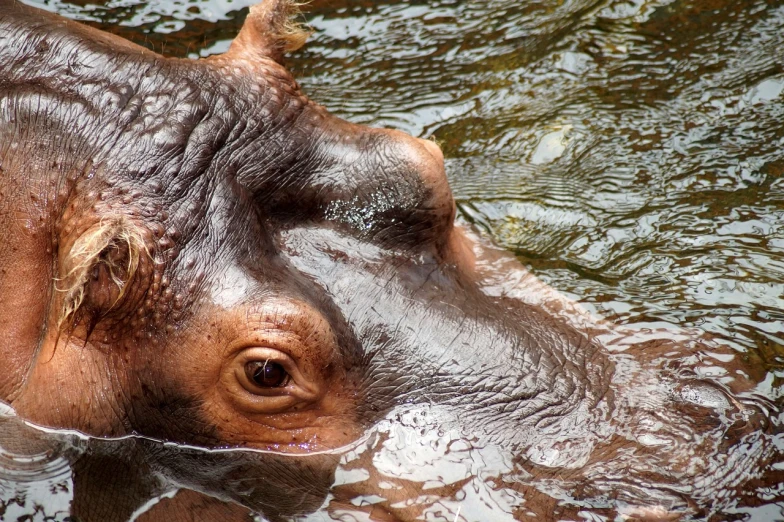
<box><xmin>0</xmin><ymin>1</ymin><xmax>779</xmax><ymax>520</ymax></box>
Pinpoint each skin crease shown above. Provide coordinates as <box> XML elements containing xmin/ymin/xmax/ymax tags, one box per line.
<box><xmin>0</xmin><ymin>0</ymin><xmax>454</xmax><ymax>452</ymax></box>
<box><xmin>0</xmin><ymin>1</ymin><xmax>779</xmax><ymax>520</ymax></box>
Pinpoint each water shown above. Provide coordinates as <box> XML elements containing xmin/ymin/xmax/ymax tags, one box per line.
<box><xmin>5</xmin><ymin>0</ymin><xmax>784</xmax><ymax>520</ymax></box>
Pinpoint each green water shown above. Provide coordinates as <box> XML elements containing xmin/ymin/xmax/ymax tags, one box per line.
<box><xmin>5</xmin><ymin>0</ymin><xmax>784</xmax><ymax>520</ymax></box>
<box><xmin>42</xmin><ymin>0</ymin><xmax>784</xmax><ymax>359</ymax></box>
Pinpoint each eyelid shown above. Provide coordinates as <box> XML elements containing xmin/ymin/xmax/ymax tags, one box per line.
<box><xmin>245</xmin><ymin>359</ymin><xmax>291</xmax><ymax>388</ymax></box>
<box><xmin>232</xmin><ymin>346</ymin><xmax>319</xmax><ymax>402</ymax></box>
<box><xmin>244</xmin><ymin>359</ymin><xmax>290</xmax><ymax>389</ymax></box>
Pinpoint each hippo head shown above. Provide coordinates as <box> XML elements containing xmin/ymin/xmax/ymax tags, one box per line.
<box><xmin>0</xmin><ymin>0</ymin><xmax>777</xmax><ymax>518</ymax></box>
<box><xmin>0</xmin><ymin>0</ymin><xmax>463</xmax><ymax>453</ymax></box>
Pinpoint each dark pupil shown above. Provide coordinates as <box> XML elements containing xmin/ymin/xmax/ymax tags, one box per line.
<box><xmin>247</xmin><ymin>361</ymin><xmax>287</xmax><ymax>388</ymax></box>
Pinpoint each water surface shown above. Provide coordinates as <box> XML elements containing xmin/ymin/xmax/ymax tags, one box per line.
<box><xmin>5</xmin><ymin>0</ymin><xmax>784</xmax><ymax>520</ymax></box>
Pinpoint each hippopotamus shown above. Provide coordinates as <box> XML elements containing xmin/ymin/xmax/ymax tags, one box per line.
<box><xmin>0</xmin><ymin>0</ymin><xmax>779</xmax><ymax>520</ymax></box>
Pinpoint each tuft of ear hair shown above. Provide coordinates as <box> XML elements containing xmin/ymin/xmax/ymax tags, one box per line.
<box><xmin>224</xmin><ymin>0</ymin><xmax>311</xmax><ymax>65</ymax></box>
<box><xmin>56</xmin><ymin>217</ymin><xmax>149</xmax><ymax>333</ymax></box>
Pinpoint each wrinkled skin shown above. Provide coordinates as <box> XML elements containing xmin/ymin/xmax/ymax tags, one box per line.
<box><xmin>0</xmin><ymin>1</ymin><xmax>779</xmax><ymax>520</ymax></box>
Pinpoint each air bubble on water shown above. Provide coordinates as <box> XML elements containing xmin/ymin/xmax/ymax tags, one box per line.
<box><xmin>679</xmin><ymin>383</ymin><xmax>730</xmax><ymax>411</ymax></box>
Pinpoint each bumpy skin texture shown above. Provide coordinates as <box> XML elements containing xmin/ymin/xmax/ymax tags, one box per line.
<box><xmin>0</xmin><ymin>0</ymin><xmax>610</xmax><ymax>450</ymax></box>
<box><xmin>0</xmin><ymin>1</ymin><xmax>775</xmax><ymax>519</ymax></box>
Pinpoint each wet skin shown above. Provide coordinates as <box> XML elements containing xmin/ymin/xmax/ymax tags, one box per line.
<box><xmin>0</xmin><ymin>0</ymin><xmax>779</xmax><ymax>519</ymax></box>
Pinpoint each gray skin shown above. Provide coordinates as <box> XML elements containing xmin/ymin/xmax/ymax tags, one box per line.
<box><xmin>0</xmin><ymin>0</ymin><xmax>777</xmax><ymax>520</ymax></box>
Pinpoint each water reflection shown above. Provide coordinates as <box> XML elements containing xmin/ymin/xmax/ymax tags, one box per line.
<box><xmin>8</xmin><ymin>0</ymin><xmax>784</xmax><ymax>519</ymax></box>
<box><xmin>0</xmin><ymin>403</ymin><xmax>342</xmax><ymax>521</ymax></box>
<box><xmin>1</xmin><ymin>378</ymin><xmax>780</xmax><ymax>520</ymax></box>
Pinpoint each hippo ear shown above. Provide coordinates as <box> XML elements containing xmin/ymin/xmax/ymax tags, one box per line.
<box><xmin>56</xmin><ymin>217</ymin><xmax>150</xmax><ymax>334</ymax></box>
<box><xmin>224</xmin><ymin>0</ymin><xmax>310</xmax><ymax>65</ymax></box>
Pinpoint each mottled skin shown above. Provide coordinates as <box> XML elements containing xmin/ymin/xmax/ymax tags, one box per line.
<box><xmin>0</xmin><ymin>0</ymin><xmax>599</xmax><ymax>450</ymax></box>
<box><xmin>0</xmin><ymin>1</ymin><xmax>776</xmax><ymax>520</ymax></box>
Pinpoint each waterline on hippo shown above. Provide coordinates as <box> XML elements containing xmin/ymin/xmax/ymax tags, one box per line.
<box><xmin>0</xmin><ymin>0</ymin><xmax>781</xmax><ymax>520</ymax></box>
<box><xmin>0</xmin><ymin>381</ymin><xmax>777</xmax><ymax>521</ymax></box>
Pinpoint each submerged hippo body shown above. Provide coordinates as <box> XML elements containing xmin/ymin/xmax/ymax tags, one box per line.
<box><xmin>0</xmin><ymin>1</ymin><xmax>778</xmax><ymax>520</ymax></box>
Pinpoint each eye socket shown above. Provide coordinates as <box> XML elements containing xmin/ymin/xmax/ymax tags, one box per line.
<box><xmin>245</xmin><ymin>360</ymin><xmax>289</xmax><ymax>388</ymax></box>
<box><xmin>224</xmin><ymin>343</ymin><xmax>321</xmax><ymax>415</ymax></box>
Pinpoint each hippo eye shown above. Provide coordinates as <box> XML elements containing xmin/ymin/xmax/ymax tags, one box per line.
<box><xmin>226</xmin><ymin>344</ymin><xmax>320</xmax><ymax>411</ymax></box>
<box><xmin>245</xmin><ymin>360</ymin><xmax>289</xmax><ymax>388</ymax></box>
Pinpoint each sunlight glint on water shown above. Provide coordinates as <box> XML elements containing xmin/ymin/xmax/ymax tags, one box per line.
<box><xmin>6</xmin><ymin>0</ymin><xmax>784</xmax><ymax>519</ymax></box>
